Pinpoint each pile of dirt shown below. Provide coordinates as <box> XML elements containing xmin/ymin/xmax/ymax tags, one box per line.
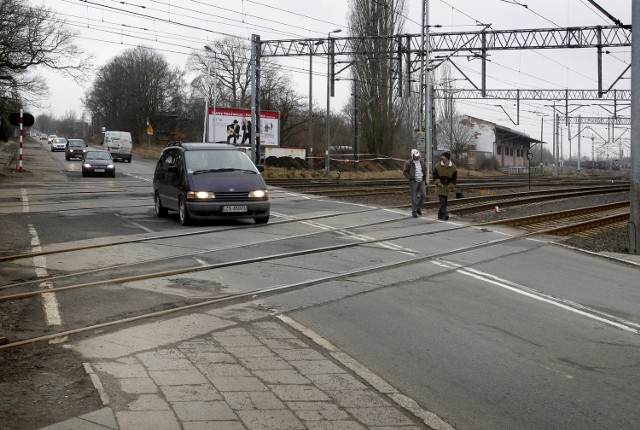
<box><xmin>264</xmin><ymin>156</ymin><xmax>308</xmax><ymax>169</ymax></box>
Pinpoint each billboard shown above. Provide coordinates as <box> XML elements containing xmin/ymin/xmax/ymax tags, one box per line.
<box><xmin>207</xmin><ymin>107</ymin><xmax>279</xmax><ymax>147</ymax></box>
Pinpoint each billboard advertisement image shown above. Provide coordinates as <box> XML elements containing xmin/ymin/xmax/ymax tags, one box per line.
<box><xmin>207</xmin><ymin>107</ymin><xmax>279</xmax><ymax>147</ymax></box>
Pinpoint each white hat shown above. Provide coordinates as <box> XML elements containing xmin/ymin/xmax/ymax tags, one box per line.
<box><xmin>411</xmin><ymin>149</ymin><xmax>420</xmax><ymax>158</ymax></box>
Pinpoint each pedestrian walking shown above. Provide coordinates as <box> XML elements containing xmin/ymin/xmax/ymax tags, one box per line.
<box><xmin>403</xmin><ymin>149</ymin><xmax>427</xmax><ymax>218</ymax></box>
<box><xmin>433</xmin><ymin>151</ymin><xmax>457</xmax><ymax>220</ymax></box>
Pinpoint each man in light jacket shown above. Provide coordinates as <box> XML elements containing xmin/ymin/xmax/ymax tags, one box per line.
<box><xmin>403</xmin><ymin>149</ymin><xmax>427</xmax><ymax>218</ymax></box>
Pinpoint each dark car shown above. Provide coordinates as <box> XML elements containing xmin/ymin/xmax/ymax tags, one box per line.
<box><xmin>153</xmin><ymin>142</ymin><xmax>270</xmax><ymax>225</ymax></box>
<box><xmin>82</xmin><ymin>150</ymin><xmax>115</xmax><ymax>177</ymax></box>
<box><xmin>65</xmin><ymin>139</ymin><xmax>87</xmax><ymax>160</ymax></box>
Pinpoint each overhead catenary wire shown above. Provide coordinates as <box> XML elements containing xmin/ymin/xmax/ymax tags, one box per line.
<box><xmin>28</xmin><ymin>0</ymin><xmax>630</xmax><ymax>149</ymax></box>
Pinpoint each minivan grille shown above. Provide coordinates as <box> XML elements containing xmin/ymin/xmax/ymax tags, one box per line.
<box><xmin>216</xmin><ymin>192</ymin><xmax>250</xmax><ymax>201</ymax></box>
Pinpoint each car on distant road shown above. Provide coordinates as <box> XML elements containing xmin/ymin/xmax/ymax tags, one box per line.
<box><xmin>39</xmin><ymin>133</ymin><xmax>47</xmax><ymax>140</ymax></box>
<box><xmin>82</xmin><ymin>150</ymin><xmax>115</xmax><ymax>177</ymax></box>
<box><xmin>153</xmin><ymin>142</ymin><xmax>270</xmax><ymax>225</ymax></box>
<box><xmin>47</xmin><ymin>134</ymin><xmax>58</xmax><ymax>144</ymax></box>
<box><xmin>50</xmin><ymin>137</ymin><xmax>67</xmax><ymax>152</ymax></box>
<box><xmin>102</xmin><ymin>131</ymin><xmax>132</xmax><ymax>163</ymax></box>
<box><xmin>65</xmin><ymin>139</ymin><xmax>88</xmax><ymax>160</ymax></box>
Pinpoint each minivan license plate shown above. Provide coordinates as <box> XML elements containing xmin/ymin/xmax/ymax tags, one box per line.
<box><xmin>95</xmin><ymin>169</ymin><xmax>105</xmax><ymax>172</ymax></box>
<box><xmin>222</xmin><ymin>205</ymin><xmax>247</xmax><ymax>213</ymax></box>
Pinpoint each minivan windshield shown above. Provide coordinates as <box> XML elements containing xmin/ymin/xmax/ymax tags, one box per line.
<box><xmin>185</xmin><ymin>150</ymin><xmax>258</xmax><ymax>174</ymax></box>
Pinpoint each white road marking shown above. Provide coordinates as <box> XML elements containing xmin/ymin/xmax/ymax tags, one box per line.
<box><xmin>21</xmin><ymin>189</ymin><xmax>29</xmax><ymax>213</ymax></box>
<box><xmin>27</xmin><ymin>224</ymin><xmax>62</xmax><ymax>327</ymax></box>
<box><xmin>193</xmin><ymin>257</ymin><xmax>208</xmax><ymax>266</ymax></box>
<box><xmin>434</xmin><ymin>260</ymin><xmax>640</xmax><ymax>335</ymax></box>
<box><xmin>115</xmin><ymin>213</ymin><xmax>155</xmax><ymax>233</ymax></box>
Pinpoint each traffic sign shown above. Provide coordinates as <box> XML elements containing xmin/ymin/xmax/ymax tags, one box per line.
<box><xmin>147</xmin><ymin>124</ymin><xmax>154</xmax><ymax>135</ymax></box>
<box><xmin>9</xmin><ymin>112</ymin><xmax>34</xmax><ymax>127</ymax></box>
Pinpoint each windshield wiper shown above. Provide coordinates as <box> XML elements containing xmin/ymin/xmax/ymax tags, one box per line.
<box><xmin>192</xmin><ymin>169</ymin><xmax>220</xmax><ymax>174</ymax></box>
<box><xmin>193</xmin><ymin>168</ymin><xmax>255</xmax><ymax>174</ymax></box>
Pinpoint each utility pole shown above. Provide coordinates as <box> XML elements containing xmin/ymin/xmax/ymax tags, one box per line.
<box><xmin>423</xmin><ymin>0</ymin><xmax>432</xmax><ymax>185</ymax></box>
<box><xmin>305</xmin><ymin>42</ymin><xmax>314</xmax><ymax>170</ymax></box>
<box><xmin>577</xmin><ymin>115</ymin><xmax>582</xmax><ymax>173</ymax></box>
<box><xmin>325</xmin><ymin>29</ymin><xmax>342</xmax><ymax>178</ymax></box>
<box><xmin>553</xmin><ymin>113</ymin><xmax>559</xmax><ymax>177</ymax></box>
<box><xmin>540</xmin><ymin>116</ymin><xmax>545</xmax><ymax>168</ymax></box>
<box><xmin>353</xmin><ymin>86</ymin><xmax>359</xmax><ymax>172</ymax></box>
<box><xmin>250</xmin><ymin>35</ymin><xmax>261</xmax><ymax>165</ymax></box>
<box><xmin>630</xmin><ymin>0</ymin><xmax>639</xmax><ymax>254</ymax></box>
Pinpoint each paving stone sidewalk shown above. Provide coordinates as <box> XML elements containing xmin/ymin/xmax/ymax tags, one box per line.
<box><xmin>38</xmin><ymin>303</ymin><xmax>442</xmax><ymax>430</ymax></box>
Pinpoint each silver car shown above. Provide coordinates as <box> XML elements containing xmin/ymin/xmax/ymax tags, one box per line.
<box><xmin>51</xmin><ymin>137</ymin><xmax>67</xmax><ymax>152</ymax></box>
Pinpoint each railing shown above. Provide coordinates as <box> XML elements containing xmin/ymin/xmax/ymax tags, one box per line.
<box><xmin>507</xmin><ymin>166</ymin><xmax>541</xmax><ymax>175</ymax></box>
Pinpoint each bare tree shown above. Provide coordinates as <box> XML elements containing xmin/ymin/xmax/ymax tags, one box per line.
<box><xmin>0</xmin><ymin>0</ymin><xmax>91</xmax><ymax>139</ymax></box>
<box><xmin>347</xmin><ymin>0</ymin><xmax>407</xmax><ymax>156</ymax></box>
<box><xmin>187</xmin><ymin>39</ymin><xmax>307</xmax><ymax>145</ymax></box>
<box><xmin>84</xmin><ymin>46</ymin><xmax>185</xmax><ymax>142</ymax></box>
<box><xmin>187</xmin><ymin>37</ymin><xmax>253</xmax><ymax>109</ymax></box>
<box><xmin>434</xmin><ymin>64</ymin><xmax>473</xmax><ymax>159</ymax></box>
<box><xmin>59</xmin><ymin>110</ymin><xmax>77</xmax><ymax>137</ymax></box>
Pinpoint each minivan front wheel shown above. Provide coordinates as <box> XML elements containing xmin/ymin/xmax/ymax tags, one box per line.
<box><xmin>254</xmin><ymin>215</ymin><xmax>269</xmax><ymax>224</ymax></box>
<box><xmin>154</xmin><ymin>192</ymin><xmax>168</xmax><ymax>217</ymax></box>
<box><xmin>178</xmin><ymin>195</ymin><xmax>191</xmax><ymax>226</ymax></box>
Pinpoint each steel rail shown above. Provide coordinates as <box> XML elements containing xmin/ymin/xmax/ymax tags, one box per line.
<box><xmin>0</xmin><ymin>212</ymin><xmax>415</xmax><ymax>291</ymax></box>
<box><xmin>3</xmin><ymin>213</ymin><xmax>637</xmax><ymax>351</ymax></box>
<box><xmin>445</xmin><ymin>187</ymin><xmax>628</xmax><ymax>214</ymax></box>
<box><xmin>0</xmin><ymin>220</ymin><xmax>571</xmax><ymax>351</ymax></box>
<box><xmin>487</xmin><ymin>202</ymin><xmax>630</xmax><ymax>227</ymax></box>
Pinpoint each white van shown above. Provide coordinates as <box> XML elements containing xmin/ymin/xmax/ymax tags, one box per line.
<box><xmin>102</xmin><ymin>131</ymin><xmax>132</xmax><ymax>162</ymax></box>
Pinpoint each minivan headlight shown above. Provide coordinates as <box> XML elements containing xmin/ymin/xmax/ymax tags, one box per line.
<box><xmin>187</xmin><ymin>191</ymin><xmax>215</xmax><ymax>199</ymax></box>
<box><xmin>249</xmin><ymin>190</ymin><xmax>268</xmax><ymax>199</ymax></box>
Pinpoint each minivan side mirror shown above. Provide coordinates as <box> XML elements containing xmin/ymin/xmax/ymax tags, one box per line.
<box><xmin>168</xmin><ymin>166</ymin><xmax>179</xmax><ymax>173</ymax></box>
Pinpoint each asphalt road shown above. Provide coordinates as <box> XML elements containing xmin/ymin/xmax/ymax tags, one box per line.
<box><xmin>2</xmin><ymin>138</ymin><xmax>639</xmax><ymax>430</ymax></box>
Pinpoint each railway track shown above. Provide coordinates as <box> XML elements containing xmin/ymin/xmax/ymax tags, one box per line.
<box><xmin>7</xmin><ymin>206</ymin><xmax>635</xmax><ymax>352</ymax></box>
<box><xmin>444</xmin><ymin>186</ymin><xmax>628</xmax><ymax>214</ymax></box>
<box><xmin>265</xmin><ymin>176</ymin><xmax>628</xmax><ymax>188</ymax></box>
<box><xmin>0</xmin><ymin>179</ymin><xmax>632</xmax><ymax>350</ymax></box>
<box><xmin>489</xmin><ymin>202</ymin><xmax>630</xmax><ymax>235</ymax></box>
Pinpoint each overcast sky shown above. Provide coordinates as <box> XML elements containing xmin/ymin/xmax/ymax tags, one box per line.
<box><xmin>32</xmin><ymin>0</ymin><xmax>631</xmax><ymax>158</ymax></box>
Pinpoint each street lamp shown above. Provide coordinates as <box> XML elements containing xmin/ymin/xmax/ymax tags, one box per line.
<box><xmin>325</xmin><ymin>28</ymin><xmax>342</xmax><ymax>177</ymax></box>
<box><xmin>203</xmin><ymin>45</ymin><xmax>214</xmax><ymax>142</ymax></box>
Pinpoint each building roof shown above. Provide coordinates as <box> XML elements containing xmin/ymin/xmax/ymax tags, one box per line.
<box><xmin>464</xmin><ymin>115</ymin><xmax>542</xmax><ymax>145</ymax></box>
<box><xmin>495</xmin><ymin>124</ymin><xmax>542</xmax><ymax>145</ymax></box>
